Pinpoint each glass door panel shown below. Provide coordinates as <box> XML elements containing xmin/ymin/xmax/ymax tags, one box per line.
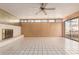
<box><xmin>65</xmin><ymin>20</ymin><xmax>71</xmax><ymax>39</ymax></box>
<box><xmin>65</xmin><ymin>18</ymin><xmax>79</xmax><ymax>42</ymax></box>
<box><xmin>70</xmin><ymin>18</ymin><xmax>79</xmax><ymax>41</ymax></box>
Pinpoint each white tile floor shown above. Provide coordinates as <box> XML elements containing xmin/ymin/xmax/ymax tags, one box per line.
<box><xmin>0</xmin><ymin>37</ymin><xmax>79</xmax><ymax>55</ymax></box>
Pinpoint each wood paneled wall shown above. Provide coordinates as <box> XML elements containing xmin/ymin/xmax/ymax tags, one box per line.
<box><xmin>21</xmin><ymin>22</ymin><xmax>63</xmax><ymax>37</ymax></box>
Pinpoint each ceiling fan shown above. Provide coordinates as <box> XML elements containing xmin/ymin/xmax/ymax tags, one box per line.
<box><xmin>36</xmin><ymin>3</ymin><xmax>56</xmax><ymax>15</ymax></box>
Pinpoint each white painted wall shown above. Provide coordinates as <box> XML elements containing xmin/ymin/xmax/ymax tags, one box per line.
<box><xmin>0</xmin><ymin>23</ymin><xmax>21</xmax><ymax>40</ymax></box>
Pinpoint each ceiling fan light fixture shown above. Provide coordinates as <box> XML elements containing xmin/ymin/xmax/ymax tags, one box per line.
<box><xmin>36</xmin><ymin>3</ymin><xmax>56</xmax><ymax>15</ymax></box>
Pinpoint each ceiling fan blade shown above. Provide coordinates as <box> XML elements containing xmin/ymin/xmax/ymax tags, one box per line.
<box><xmin>36</xmin><ymin>10</ymin><xmax>42</xmax><ymax>15</ymax></box>
<box><xmin>45</xmin><ymin>8</ymin><xmax>56</xmax><ymax>10</ymax></box>
<box><xmin>41</xmin><ymin>3</ymin><xmax>48</xmax><ymax>8</ymax></box>
<box><xmin>44</xmin><ymin>3</ymin><xmax>48</xmax><ymax>8</ymax></box>
<box><xmin>42</xmin><ymin>10</ymin><xmax>47</xmax><ymax>15</ymax></box>
<box><xmin>41</xmin><ymin>3</ymin><xmax>44</xmax><ymax>8</ymax></box>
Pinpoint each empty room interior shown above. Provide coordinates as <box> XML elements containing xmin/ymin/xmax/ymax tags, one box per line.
<box><xmin>0</xmin><ymin>3</ymin><xmax>79</xmax><ymax>55</ymax></box>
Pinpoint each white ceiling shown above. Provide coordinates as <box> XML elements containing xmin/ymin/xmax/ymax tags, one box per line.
<box><xmin>0</xmin><ymin>3</ymin><xmax>79</xmax><ymax>19</ymax></box>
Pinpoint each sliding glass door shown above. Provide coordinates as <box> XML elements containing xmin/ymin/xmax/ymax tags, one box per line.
<box><xmin>65</xmin><ymin>18</ymin><xmax>79</xmax><ymax>41</ymax></box>
<box><xmin>70</xmin><ymin>18</ymin><xmax>79</xmax><ymax>41</ymax></box>
<box><xmin>65</xmin><ymin>20</ymin><xmax>71</xmax><ymax>39</ymax></box>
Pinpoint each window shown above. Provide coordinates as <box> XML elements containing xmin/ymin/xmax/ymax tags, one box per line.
<box><xmin>41</xmin><ymin>20</ymin><xmax>48</xmax><ymax>22</ymax></box>
<box><xmin>24</xmin><ymin>20</ymin><xmax>28</xmax><ymax>22</ymax></box>
<box><xmin>30</xmin><ymin>20</ymin><xmax>35</xmax><ymax>22</ymax></box>
<box><xmin>34</xmin><ymin>20</ymin><xmax>41</xmax><ymax>22</ymax></box>
<box><xmin>48</xmin><ymin>20</ymin><xmax>55</xmax><ymax>22</ymax></box>
<box><xmin>20</xmin><ymin>19</ymin><xmax>62</xmax><ymax>23</ymax></box>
